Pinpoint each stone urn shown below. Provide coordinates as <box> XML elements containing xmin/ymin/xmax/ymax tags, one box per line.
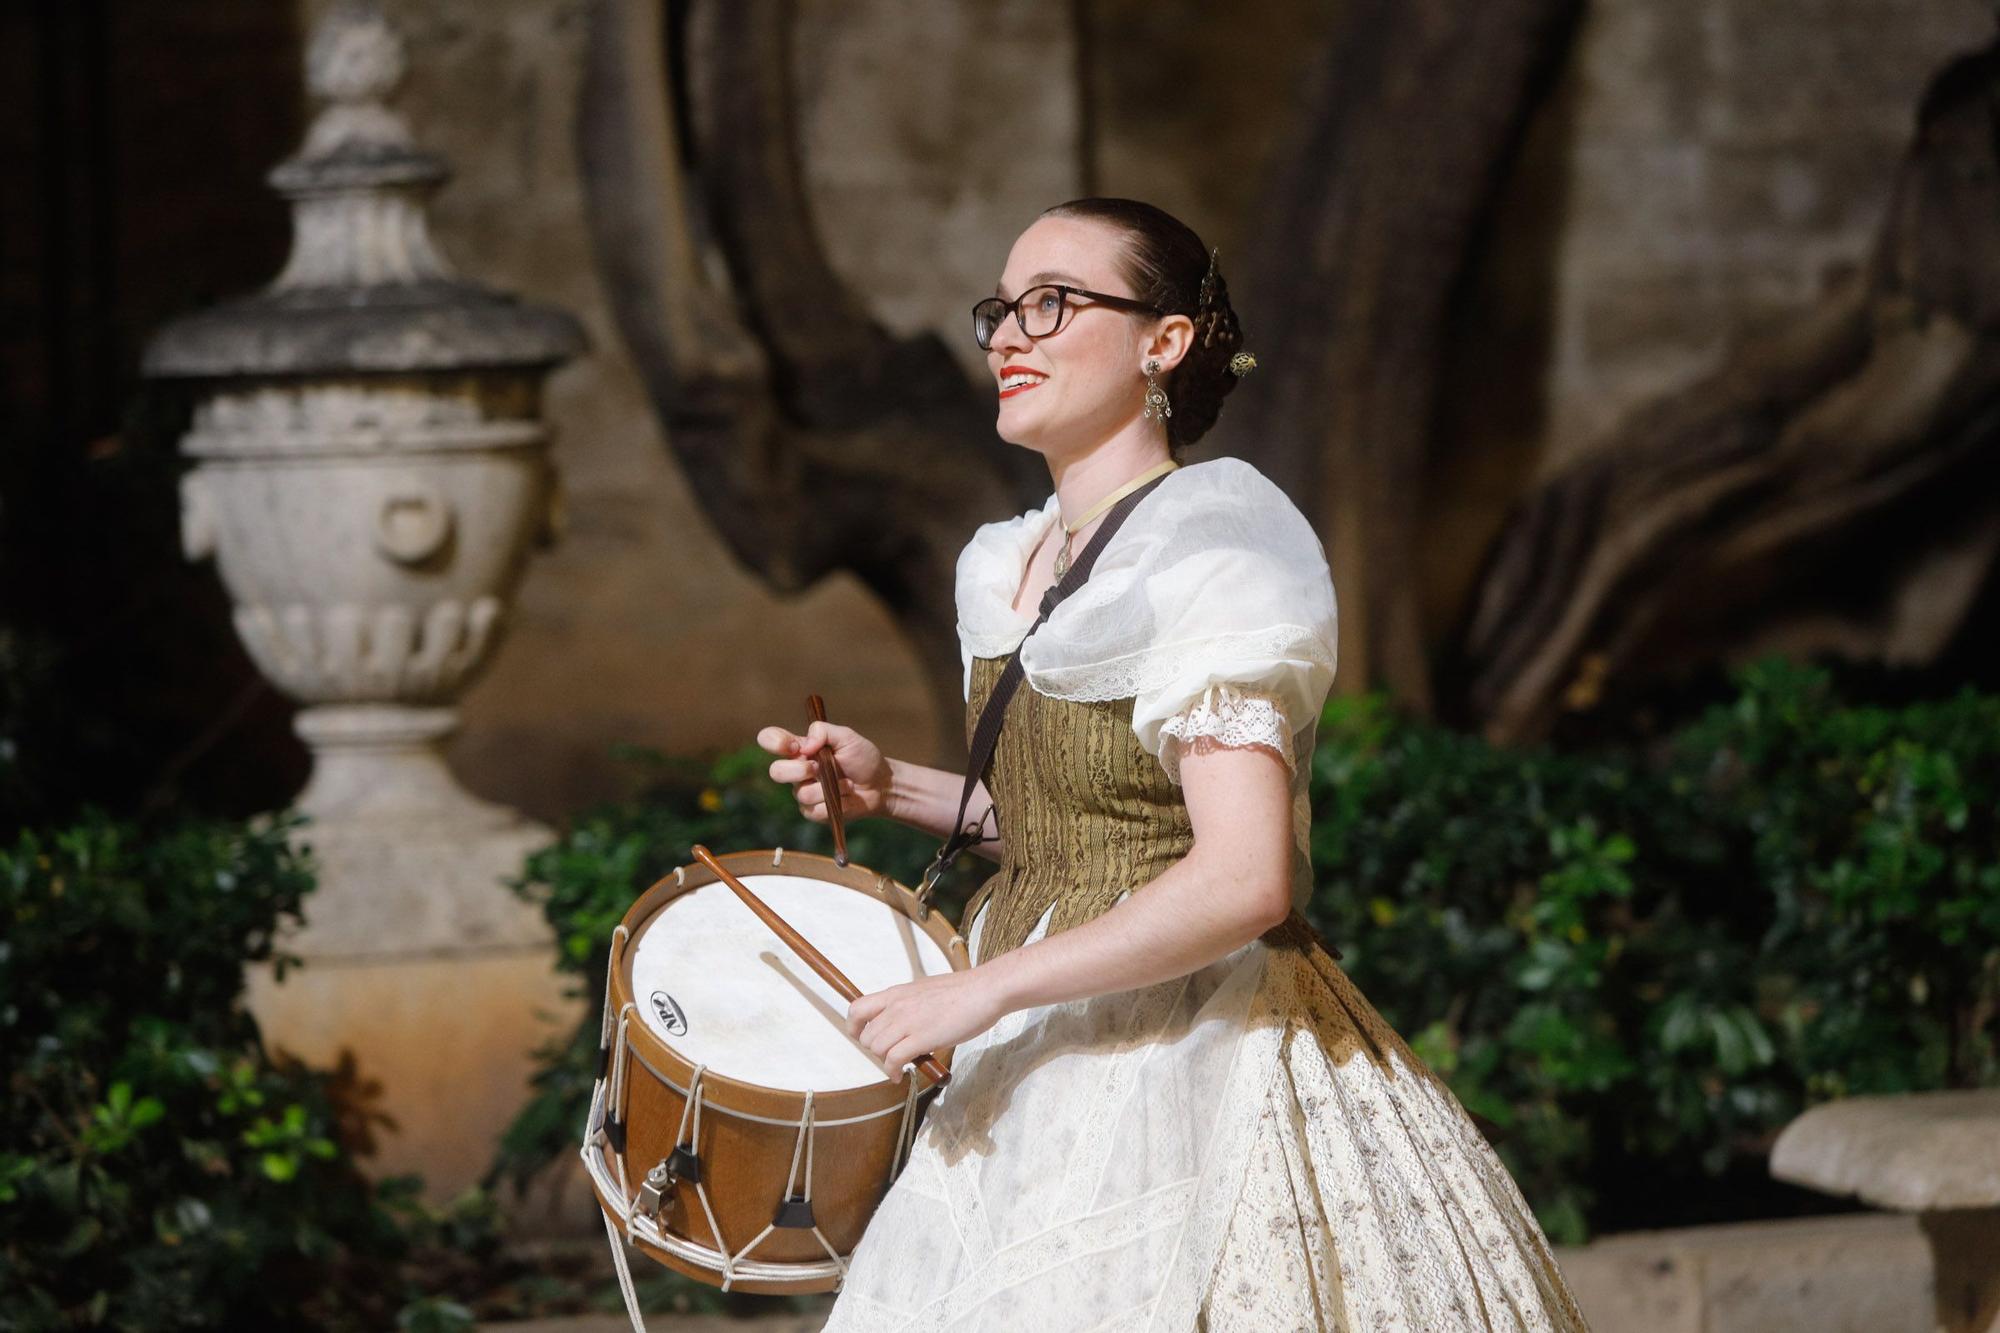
<box><xmin>144</xmin><ymin>2</ymin><xmax>584</xmax><ymax>955</ymax></box>
<box><xmin>141</xmin><ymin>2</ymin><xmax>587</xmax><ymax>1198</ymax></box>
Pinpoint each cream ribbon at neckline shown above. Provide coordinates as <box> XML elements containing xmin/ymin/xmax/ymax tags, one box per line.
<box><xmin>1052</xmin><ymin>458</ymin><xmax>1180</xmax><ymax>578</ymax></box>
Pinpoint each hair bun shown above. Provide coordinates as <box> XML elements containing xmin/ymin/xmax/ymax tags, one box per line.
<box><xmin>1043</xmin><ymin>197</ymin><xmax>1252</xmax><ymax>454</ymax></box>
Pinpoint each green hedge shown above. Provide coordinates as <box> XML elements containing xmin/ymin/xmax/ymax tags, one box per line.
<box><xmin>1310</xmin><ymin>659</ymin><xmax>2000</xmax><ymax>1241</ymax></box>
<box><xmin>0</xmin><ymin>813</ymin><xmax>447</xmax><ymax>1330</ymax></box>
<box><xmin>500</xmin><ymin>661</ymin><xmax>2000</xmax><ymax>1248</ymax></box>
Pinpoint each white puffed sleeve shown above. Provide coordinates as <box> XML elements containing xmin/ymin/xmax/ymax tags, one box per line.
<box><xmin>954</xmin><ymin>460</ymin><xmax>1336</xmax><ymax>787</ymax></box>
<box><xmin>1117</xmin><ymin>530</ymin><xmax>1337</xmax><ymax>786</ymax></box>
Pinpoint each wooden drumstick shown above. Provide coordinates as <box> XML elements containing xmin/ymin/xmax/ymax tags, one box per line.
<box><xmin>805</xmin><ymin>694</ymin><xmax>849</xmax><ymax>867</ymax></box>
<box><xmin>691</xmin><ymin>844</ymin><xmax>951</xmax><ymax>1088</ymax></box>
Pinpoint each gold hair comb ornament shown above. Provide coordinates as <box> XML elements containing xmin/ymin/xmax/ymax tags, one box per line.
<box><xmin>1228</xmin><ymin>351</ymin><xmax>1258</xmax><ymax>377</ymax></box>
<box><xmin>1196</xmin><ymin>248</ymin><xmax>1224</xmax><ymax>347</ymax></box>
<box><xmin>1197</xmin><ymin>247</ymin><xmax>1220</xmax><ymax>310</ymax></box>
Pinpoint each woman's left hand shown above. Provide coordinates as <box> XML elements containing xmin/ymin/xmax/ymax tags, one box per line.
<box><xmin>847</xmin><ymin>968</ymin><xmax>1008</xmax><ymax>1084</ymax></box>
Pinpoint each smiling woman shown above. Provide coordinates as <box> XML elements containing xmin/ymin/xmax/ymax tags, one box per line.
<box><xmin>756</xmin><ymin>198</ymin><xmax>1590</xmax><ymax>1332</ymax></box>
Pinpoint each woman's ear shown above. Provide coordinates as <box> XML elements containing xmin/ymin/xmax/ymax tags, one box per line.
<box><xmin>1145</xmin><ymin>313</ymin><xmax>1196</xmax><ymax>374</ymax></box>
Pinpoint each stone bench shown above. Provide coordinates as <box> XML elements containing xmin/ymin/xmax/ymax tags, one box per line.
<box><xmin>1772</xmin><ymin>1089</ymin><xmax>2000</xmax><ymax>1333</ymax></box>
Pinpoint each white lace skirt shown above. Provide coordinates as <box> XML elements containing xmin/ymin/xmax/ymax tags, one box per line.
<box><xmin>823</xmin><ymin>913</ymin><xmax>1590</xmax><ymax>1333</ymax></box>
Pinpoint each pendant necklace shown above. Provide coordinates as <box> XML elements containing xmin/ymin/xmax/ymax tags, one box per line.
<box><xmin>1051</xmin><ymin>459</ymin><xmax>1179</xmax><ymax>578</ymax></box>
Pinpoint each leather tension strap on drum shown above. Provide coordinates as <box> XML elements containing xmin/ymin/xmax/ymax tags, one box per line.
<box><xmin>920</xmin><ymin>472</ymin><xmax>1172</xmax><ymax>899</ymax></box>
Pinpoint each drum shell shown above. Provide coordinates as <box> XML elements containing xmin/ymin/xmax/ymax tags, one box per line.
<box><xmin>607</xmin><ymin>1028</ymin><xmax>919</xmax><ymax>1269</ymax></box>
<box><xmin>595</xmin><ymin>849</ymin><xmax>966</xmax><ymax>1294</ymax></box>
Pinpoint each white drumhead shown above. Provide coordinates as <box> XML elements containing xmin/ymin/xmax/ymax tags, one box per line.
<box><xmin>628</xmin><ymin>872</ymin><xmax>954</xmax><ymax>1091</ymax></box>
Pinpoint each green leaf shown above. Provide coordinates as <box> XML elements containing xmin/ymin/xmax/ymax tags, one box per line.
<box><xmin>55</xmin><ymin>1216</ymin><xmax>103</xmax><ymax>1259</ymax></box>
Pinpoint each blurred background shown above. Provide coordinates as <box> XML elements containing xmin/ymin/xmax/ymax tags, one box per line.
<box><xmin>4</xmin><ymin>0</ymin><xmax>1997</xmax><ymax>1329</ymax></box>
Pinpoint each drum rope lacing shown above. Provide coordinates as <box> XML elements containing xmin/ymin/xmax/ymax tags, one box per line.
<box><xmin>672</xmin><ymin>1064</ymin><xmax>738</xmax><ymax>1288</ymax></box>
<box><xmin>601</xmin><ymin>926</ymin><xmax>629</xmax><ymax>1041</ymax></box>
<box><xmin>610</xmin><ymin>1002</ymin><xmax>639</xmax><ymax>1202</ymax></box>
<box><xmin>602</xmin><ymin>1208</ymin><xmax>647</xmax><ymax>1333</ymax></box>
<box><xmin>723</xmin><ymin>1089</ymin><xmax>848</xmax><ymax>1284</ymax></box>
<box><xmin>598</xmin><ymin>962</ymin><xmax>652</xmax><ymax>1333</ymax></box>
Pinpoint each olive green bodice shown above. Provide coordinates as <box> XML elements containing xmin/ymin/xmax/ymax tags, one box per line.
<box><xmin>961</xmin><ymin>653</ymin><xmax>1196</xmax><ymax>961</ymax></box>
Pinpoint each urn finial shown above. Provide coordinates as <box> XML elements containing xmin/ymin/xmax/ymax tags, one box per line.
<box><xmin>306</xmin><ymin>1</ymin><xmax>407</xmax><ymax>108</ymax></box>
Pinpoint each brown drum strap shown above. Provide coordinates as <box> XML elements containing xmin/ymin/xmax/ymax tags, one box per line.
<box><xmin>919</xmin><ymin>472</ymin><xmax>1172</xmax><ymax>899</ymax></box>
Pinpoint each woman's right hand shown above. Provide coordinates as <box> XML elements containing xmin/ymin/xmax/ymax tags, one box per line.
<box><xmin>757</xmin><ymin>720</ymin><xmax>893</xmax><ymax>824</ymax></box>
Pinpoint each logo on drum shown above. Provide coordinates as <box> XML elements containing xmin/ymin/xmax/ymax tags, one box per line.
<box><xmin>650</xmin><ymin>991</ymin><xmax>688</xmax><ymax>1036</ymax></box>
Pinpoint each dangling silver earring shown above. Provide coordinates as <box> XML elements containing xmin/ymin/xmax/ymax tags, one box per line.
<box><xmin>1141</xmin><ymin>359</ymin><xmax>1172</xmax><ymax>422</ymax></box>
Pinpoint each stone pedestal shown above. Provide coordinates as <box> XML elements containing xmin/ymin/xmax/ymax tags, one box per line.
<box><xmin>287</xmin><ymin>705</ymin><xmax>554</xmax><ymax>958</ymax></box>
<box><xmin>1772</xmin><ymin>1089</ymin><xmax>2000</xmax><ymax>1333</ymax></box>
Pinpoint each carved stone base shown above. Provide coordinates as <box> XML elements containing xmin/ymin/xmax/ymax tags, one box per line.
<box><xmin>245</xmin><ymin>948</ymin><xmax>580</xmax><ymax>1204</ymax></box>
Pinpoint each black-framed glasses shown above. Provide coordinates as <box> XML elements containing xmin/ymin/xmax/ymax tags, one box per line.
<box><xmin>971</xmin><ymin>284</ymin><xmax>1162</xmax><ymax>351</ymax></box>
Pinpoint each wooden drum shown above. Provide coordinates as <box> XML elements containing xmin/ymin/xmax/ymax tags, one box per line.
<box><xmin>581</xmin><ymin>848</ymin><xmax>968</xmax><ymax>1294</ymax></box>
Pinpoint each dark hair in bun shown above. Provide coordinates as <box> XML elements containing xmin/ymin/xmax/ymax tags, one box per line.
<box><xmin>1040</xmin><ymin>197</ymin><xmax>1248</xmax><ymax>454</ymax></box>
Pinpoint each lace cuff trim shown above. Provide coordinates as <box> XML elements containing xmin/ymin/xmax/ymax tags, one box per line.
<box><xmin>1157</xmin><ymin>684</ymin><xmax>1294</xmax><ymax>785</ymax></box>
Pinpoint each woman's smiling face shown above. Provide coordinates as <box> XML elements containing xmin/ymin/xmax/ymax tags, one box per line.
<box><xmin>986</xmin><ymin>215</ymin><xmax>1163</xmax><ymax>457</ymax></box>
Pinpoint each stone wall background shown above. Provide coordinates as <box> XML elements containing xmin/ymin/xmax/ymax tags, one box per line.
<box><xmin>1431</xmin><ymin>0</ymin><xmax>1990</xmax><ymax>637</ymax></box>
<box><xmin>1540</xmin><ymin>0</ymin><xmax>1989</xmax><ymax>468</ymax></box>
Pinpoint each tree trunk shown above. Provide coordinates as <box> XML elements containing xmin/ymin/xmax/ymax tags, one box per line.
<box><xmin>1451</xmin><ymin>39</ymin><xmax>2000</xmax><ymax>742</ymax></box>
<box><xmin>1216</xmin><ymin>0</ymin><xmax>1582</xmax><ymax>712</ymax></box>
<box><xmin>575</xmin><ymin>0</ymin><xmax>1043</xmax><ymax>741</ymax></box>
